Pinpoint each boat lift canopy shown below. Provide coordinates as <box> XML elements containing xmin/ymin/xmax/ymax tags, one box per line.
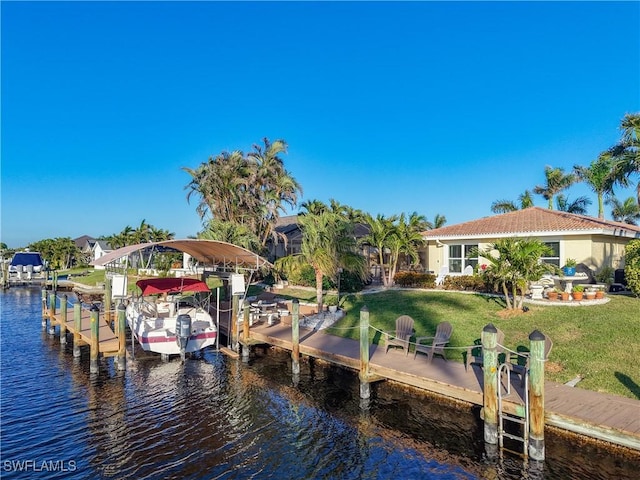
<box><xmin>90</xmin><ymin>239</ymin><xmax>272</xmax><ymax>272</ymax></box>
<box><xmin>135</xmin><ymin>278</ymin><xmax>211</xmax><ymax>296</ymax></box>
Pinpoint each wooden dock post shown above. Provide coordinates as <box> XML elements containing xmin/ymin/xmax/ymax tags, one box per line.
<box><xmin>73</xmin><ymin>302</ymin><xmax>82</xmax><ymax>357</ymax></box>
<box><xmin>48</xmin><ymin>292</ymin><xmax>57</xmax><ymax>335</ymax></box>
<box><xmin>41</xmin><ymin>289</ymin><xmax>48</xmax><ymax>329</ymax></box>
<box><xmin>528</xmin><ymin>330</ymin><xmax>546</xmax><ymax>461</ymax></box>
<box><xmin>482</xmin><ymin>323</ymin><xmax>499</xmax><ymax>446</ymax></box>
<box><xmin>105</xmin><ymin>276</ymin><xmax>112</xmax><ymax>327</ymax></box>
<box><xmin>89</xmin><ymin>304</ymin><xmax>100</xmax><ymax>374</ymax></box>
<box><xmin>359</xmin><ymin>305</ymin><xmax>370</xmax><ymax>400</ymax></box>
<box><xmin>60</xmin><ymin>294</ymin><xmax>68</xmax><ymax>344</ymax></box>
<box><xmin>291</xmin><ymin>299</ymin><xmax>300</xmax><ymax>375</ymax></box>
<box><xmin>116</xmin><ymin>302</ymin><xmax>126</xmax><ymax>371</ymax></box>
<box><xmin>241</xmin><ymin>304</ymin><xmax>250</xmax><ymax>361</ymax></box>
<box><xmin>231</xmin><ymin>294</ymin><xmax>239</xmax><ymax>351</ymax></box>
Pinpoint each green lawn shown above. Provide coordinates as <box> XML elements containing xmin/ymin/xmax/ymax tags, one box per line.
<box><xmin>297</xmin><ymin>288</ymin><xmax>639</xmax><ymax>400</ymax></box>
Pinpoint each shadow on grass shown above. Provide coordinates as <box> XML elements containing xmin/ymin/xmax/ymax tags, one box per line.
<box><xmin>614</xmin><ymin>372</ymin><xmax>640</xmax><ymax>399</ymax></box>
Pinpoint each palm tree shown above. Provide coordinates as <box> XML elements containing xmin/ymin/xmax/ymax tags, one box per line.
<box><xmin>574</xmin><ymin>152</ymin><xmax>616</xmax><ymax>218</ymax></box>
<box><xmin>275</xmin><ymin>202</ymin><xmax>367</xmax><ymax>313</ymax></box>
<box><xmin>606</xmin><ymin>196</ymin><xmax>640</xmax><ymax>225</ymax></box>
<box><xmin>361</xmin><ymin>213</ymin><xmax>398</xmax><ymax>287</ymax></box>
<box><xmin>491</xmin><ymin>190</ymin><xmax>534</xmax><ymax>214</ymax></box>
<box><xmin>385</xmin><ymin>212</ymin><xmax>426</xmax><ymax>282</ymax></box>
<box><xmin>555</xmin><ymin>194</ymin><xmax>592</xmax><ymax>215</ymax></box>
<box><xmin>534</xmin><ymin>166</ymin><xmax>576</xmax><ymax>209</ymax></box>
<box><xmin>425</xmin><ymin>213</ymin><xmax>447</xmax><ymax>230</ymax></box>
<box><xmin>610</xmin><ymin>113</ymin><xmax>640</xmax><ymax>205</ymax></box>
<box><xmin>198</xmin><ymin>219</ymin><xmax>262</xmax><ymax>251</ymax></box>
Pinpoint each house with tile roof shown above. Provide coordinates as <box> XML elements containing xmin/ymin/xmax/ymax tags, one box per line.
<box><xmin>420</xmin><ymin>207</ymin><xmax>640</xmax><ymax>279</ymax></box>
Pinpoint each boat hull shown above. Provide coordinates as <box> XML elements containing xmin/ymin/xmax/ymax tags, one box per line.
<box><xmin>126</xmin><ymin>302</ymin><xmax>217</xmax><ymax>356</ymax></box>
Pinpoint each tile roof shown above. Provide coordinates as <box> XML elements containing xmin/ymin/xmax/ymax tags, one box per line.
<box><xmin>422</xmin><ymin>207</ymin><xmax>640</xmax><ymax>239</ymax></box>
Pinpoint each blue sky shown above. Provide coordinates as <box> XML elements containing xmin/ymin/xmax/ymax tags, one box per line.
<box><xmin>2</xmin><ymin>1</ymin><xmax>639</xmax><ymax>248</ymax></box>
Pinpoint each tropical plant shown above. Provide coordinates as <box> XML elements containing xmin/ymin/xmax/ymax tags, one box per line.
<box><xmin>425</xmin><ymin>213</ymin><xmax>447</xmax><ymax>230</ymax></box>
<box><xmin>197</xmin><ymin>218</ymin><xmax>262</xmax><ymax>252</ymax></box>
<box><xmin>473</xmin><ymin>238</ymin><xmax>555</xmax><ymax>310</ymax></box>
<box><xmin>361</xmin><ymin>213</ymin><xmax>398</xmax><ymax>287</ymax></box>
<box><xmin>606</xmin><ymin>196</ymin><xmax>640</xmax><ymax>225</ymax></box>
<box><xmin>610</xmin><ymin>113</ymin><xmax>640</xmax><ymax>205</ymax></box>
<box><xmin>555</xmin><ymin>194</ymin><xmax>591</xmax><ymax>215</ymax></box>
<box><xmin>573</xmin><ymin>152</ymin><xmax>616</xmax><ymax>218</ymax></box>
<box><xmin>564</xmin><ymin>258</ymin><xmax>577</xmax><ymax>268</ymax></box>
<box><xmin>183</xmin><ymin>138</ymin><xmax>302</xmax><ymax>251</ymax></box>
<box><xmin>533</xmin><ymin>166</ymin><xmax>576</xmax><ymax>209</ymax></box>
<box><xmin>624</xmin><ymin>239</ymin><xmax>640</xmax><ymax>296</ymax></box>
<box><xmin>274</xmin><ymin>201</ymin><xmax>367</xmax><ymax>312</ymax></box>
<box><xmin>491</xmin><ymin>190</ymin><xmax>534</xmax><ymax>214</ymax></box>
<box><xmin>28</xmin><ymin>237</ymin><xmax>80</xmax><ymax>270</ymax></box>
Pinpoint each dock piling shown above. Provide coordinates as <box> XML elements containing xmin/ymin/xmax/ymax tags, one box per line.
<box><xmin>291</xmin><ymin>299</ymin><xmax>300</xmax><ymax>375</ymax></box>
<box><xmin>73</xmin><ymin>302</ymin><xmax>82</xmax><ymax>357</ymax></box>
<box><xmin>242</xmin><ymin>304</ymin><xmax>250</xmax><ymax>362</ymax></box>
<box><xmin>89</xmin><ymin>304</ymin><xmax>100</xmax><ymax>374</ymax></box>
<box><xmin>482</xmin><ymin>323</ymin><xmax>499</xmax><ymax>446</ymax></box>
<box><xmin>48</xmin><ymin>292</ymin><xmax>57</xmax><ymax>335</ymax></box>
<box><xmin>116</xmin><ymin>303</ymin><xmax>126</xmax><ymax>371</ymax></box>
<box><xmin>528</xmin><ymin>330</ymin><xmax>546</xmax><ymax>461</ymax></box>
<box><xmin>41</xmin><ymin>289</ymin><xmax>48</xmax><ymax>329</ymax></box>
<box><xmin>105</xmin><ymin>276</ymin><xmax>112</xmax><ymax>327</ymax></box>
<box><xmin>231</xmin><ymin>295</ymin><xmax>239</xmax><ymax>351</ymax></box>
<box><xmin>359</xmin><ymin>306</ymin><xmax>370</xmax><ymax>400</ymax></box>
<box><xmin>60</xmin><ymin>294</ymin><xmax>68</xmax><ymax>344</ymax></box>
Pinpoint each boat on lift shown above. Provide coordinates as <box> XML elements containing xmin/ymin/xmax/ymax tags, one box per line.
<box><xmin>126</xmin><ymin>277</ymin><xmax>217</xmax><ymax>360</ymax></box>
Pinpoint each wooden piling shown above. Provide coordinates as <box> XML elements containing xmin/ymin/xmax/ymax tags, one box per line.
<box><xmin>242</xmin><ymin>304</ymin><xmax>250</xmax><ymax>361</ymax></box>
<box><xmin>73</xmin><ymin>302</ymin><xmax>82</xmax><ymax>357</ymax></box>
<box><xmin>48</xmin><ymin>292</ymin><xmax>56</xmax><ymax>335</ymax></box>
<box><xmin>528</xmin><ymin>330</ymin><xmax>546</xmax><ymax>461</ymax></box>
<box><xmin>41</xmin><ymin>289</ymin><xmax>48</xmax><ymax>329</ymax></box>
<box><xmin>116</xmin><ymin>303</ymin><xmax>126</xmax><ymax>371</ymax></box>
<box><xmin>89</xmin><ymin>304</ymin><xmax>99</xmax><ymax>374</ymax></box>
<box><xmin>231</xmin><ymin>294</ymin><xmax>239</xmax><ymax>351</ymax></box>
<box><xmin>60</xmin><ymin>294</ymin><xmax>68</xmax><ymax>344</ymax></box>
<box><xmin>105</xmin><ymin>275</ymin><xmax>112</xmax><ymax>327</ymax></box>
<box><xmin>482</xmin><ymin>323</ymin><xmax>499</xmax><ymax>446</ymax></box>
<box><xmin>291</xmin><ymin>299</ymin><xmax>300</xmax><ymax>375</ymax></box>
<box><xmin>359</xmin><ymin>306</ymin><xmax>371</xmax><ymax>399</ymax></box>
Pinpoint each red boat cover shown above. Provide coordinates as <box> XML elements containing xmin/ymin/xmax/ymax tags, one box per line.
<box><xmin>136</xmin><ymin>278</ymin><xmax>211</xmax><ymax>295</ymax></box>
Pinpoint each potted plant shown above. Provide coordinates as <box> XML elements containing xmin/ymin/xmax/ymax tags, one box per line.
<box><xmin>595</xmin><ymin>286</ymin><xmax>605</xmax><ymax>299</ymax></box>
<box><xmin>547</xmin><ymin>288</ymin><xmax>559</xmax><ymax>301</ymax></box>
<box><xmin>560</xmin><ymin>290</ymin><xmax>570</xmax><ymax>301</ymax></box>
<box><xmin>572</xmin><ymin>284</ymin><xmax>584</xmax><ymax>301</ymax></box>
<box><xmin>563</xmin><ymin>259</ymin><xmax>577</xmax><ymax>276</ymax></box>
<box><xmin>585</xmin><ymin>287</ymin><xmax>596</xmax><ymax>300</ymax></box>
<box><xmin>325</xmin><ymin>296</ymin><xmax>338</xmax><ymax>313</ymax></box>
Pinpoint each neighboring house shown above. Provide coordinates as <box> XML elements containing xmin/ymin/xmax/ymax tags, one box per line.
<box><xmin>74</xmin><ymin>235</ymin><xmax>96</xmax><ymax>265</ymax></box>
<box><xmin>92</xmin><ymin>240</ymin><xmax>113</xmax><ymax>270</ymax></box>
<box><xmin>421</xmin><ymin>207</ymin><xmax>640</xmax><ymax>277</ymax></box>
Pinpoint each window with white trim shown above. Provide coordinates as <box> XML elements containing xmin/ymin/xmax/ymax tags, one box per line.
<box><xmin>542</xmin><ymin>242</ymin><xmax>560</xmax><ymax>266</ymax></box>
<box><xmin>449</xmin><ymin>244</ymin><xmax>478</xmax><ymax>273</ymax></box>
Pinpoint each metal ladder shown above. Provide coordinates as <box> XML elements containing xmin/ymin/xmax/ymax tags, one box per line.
<box><xmin>497</xmin><ymin>363</ymin><xmax>530</xmax><ymax>456</ymax></box>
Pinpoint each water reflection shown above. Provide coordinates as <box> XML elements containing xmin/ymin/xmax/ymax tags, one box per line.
<box><xmin>1</xmin><ymin>288</ymin><xmax>639</xmax><ymax>479</ymax></box>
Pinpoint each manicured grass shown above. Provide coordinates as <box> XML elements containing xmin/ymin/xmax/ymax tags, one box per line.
<box><xmin>279</xmin><ymin>287</ymin><xmax>640</xmax><ymax>400</ymax></box>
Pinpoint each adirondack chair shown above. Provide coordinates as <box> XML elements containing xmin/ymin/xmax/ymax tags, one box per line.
<box><xmin>465</xmin><ymin>327</ymin><xmax>506</xmax><ymax>371</ymax></box>
<box><xmin>414</xmin><ymin>321</ymin><xmax>453</xmax><ymax>362</ymax></box>
<box><xmin>507</xmin><ymin>336</ymin><xmax>554</xmax><ymax>387</ymax></box>
<box><xmin>435</xmin><ymin>266</ymin><xmax>449</xmax><ymax>286</ymax></box>
<box><xmin>384</xmin><ymin>315</ymin><xmax>415</xmax><ymax>355</ymax></box>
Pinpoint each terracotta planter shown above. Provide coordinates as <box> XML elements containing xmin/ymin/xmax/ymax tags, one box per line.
<box><xmin>572</xmin><ymin>292</ymin><xmax>584</xmax><ymax>301</ymax></box>
<box><xmin>595</xmin><ymin>291</ymin><xmax>604</xmax><ymax>299</ymax></box>
<box><xmin>585</xmin><ymin>292</ymin><xmax>596</xmax><ymax>300</ymax></box>
<box><xmin>560</xmin><ymin>292</ymin><xmax>570</xmax><ymax>301</ymax></box>
<box><xmin>547</xmin><ymin>291</ymin><xmax>558</xmax><ymax>301</ymax></box>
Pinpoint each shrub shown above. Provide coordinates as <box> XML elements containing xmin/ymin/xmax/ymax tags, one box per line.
<box><xmin>393</xmin><ymin>271</ymin><xmax>436</xmax><ymax>288</ymax></box>
<box><xmin>624</xmin><ymin>239</ymin><xmax>640</xmax><ymax>296</ymax></box>
<box><xmin>442</xmin><ymin>275</ymin><xmax>489</xmax><ymax>292</ymax></box>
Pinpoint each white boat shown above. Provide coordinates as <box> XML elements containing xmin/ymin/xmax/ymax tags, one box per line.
<box><xmin>126</xmin><ymin>277</ymin><xmax>217</xmax><ymax>360</ymax></box>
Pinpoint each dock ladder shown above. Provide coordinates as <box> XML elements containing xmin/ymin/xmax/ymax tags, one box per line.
<box><xmin>497</xmin><ymin>362</ymin><xmax>530</xmax><ymax>456</ymax></box>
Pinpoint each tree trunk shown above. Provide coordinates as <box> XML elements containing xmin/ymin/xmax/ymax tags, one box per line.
<box><xmin>315</xmin><ymin>268</ymin><xmax>324</xmax><ymax>313</ymax></box>
<box><xmin>501</xmin><ymin>282</ymin><xmax>512</xmax><ymax>309</ymax></box>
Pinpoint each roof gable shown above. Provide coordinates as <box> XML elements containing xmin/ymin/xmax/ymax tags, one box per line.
<box><xmin>423</xmin><ymin>207</ymin><xmax>640</xmax><ymax>239</ymax></box>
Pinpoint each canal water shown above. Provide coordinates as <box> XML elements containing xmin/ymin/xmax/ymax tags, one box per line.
<box><xmin>1</xmin><ymin>287</ymin><xmax>638</xmax><ymax>479</ymax></box>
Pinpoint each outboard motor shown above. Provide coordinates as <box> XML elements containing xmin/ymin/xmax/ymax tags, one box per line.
<box><xmin>176</xmin><ymin>314</ymin><xmax>192</xmax><ymax>360</ymax></box>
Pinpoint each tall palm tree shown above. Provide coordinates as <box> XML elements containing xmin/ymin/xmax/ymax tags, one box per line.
<box><xmin>534</xmin><ymin>166</ymin><xmax>576</xmax><ymax>209</ymax></box>
<box><xmin>386</xmin><ymin>212</ymin><xmax>426</xmax><ymax>283</ymax></box>
<box><xmin>275</xmin><ymin>203</ymin><xmax>366</xmax><ymax>312</ymax></box>
<box><xmin>491</xmin><ymin>190</ymin><xmax>534</xmax><ymax>214</ymax></box>
<box><xmin>425</xmin><ymin>213</ymin><xmax>447</xmax><ymax>230</ymax></box>
<box><xmin>555</xmin><ymin>194</ymin><xmax>592</xmax><ymax>215</ymax></box>
<box><xmin>606</xmin><ymin>196</ymin><xmax>640</xmax><ymax>225</ymax></box>
<box><xmin>610</xmin><ymin>113</ymin><xmax>640</xmax><ymax>205</ymax></box>
<box><xmin>361</xmin><ymin>214</ymin><xmax>398</xmax><ymax>287</ymax></box>
<box><xmin>574</xmin><ymin>152</ymin><xmax>616</xmax><ymax>218</ymax></box>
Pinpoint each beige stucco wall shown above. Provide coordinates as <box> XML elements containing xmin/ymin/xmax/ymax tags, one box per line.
<box><xmin>421</xmin><ymin>234</ymin><xmax>630</xmax><ymax>275</ymax></box>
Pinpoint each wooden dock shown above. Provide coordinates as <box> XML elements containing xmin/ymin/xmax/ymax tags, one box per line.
<box><xmin>244</xmin><ymin>321</ymin><xmax>640</xmax><ymax>452</ymax></box>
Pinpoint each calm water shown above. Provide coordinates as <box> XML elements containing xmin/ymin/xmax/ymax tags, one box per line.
<box><xmin>1</xmin><ymin>288</ymin><xmax>638</xmax><ymax>479</ymax></box>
